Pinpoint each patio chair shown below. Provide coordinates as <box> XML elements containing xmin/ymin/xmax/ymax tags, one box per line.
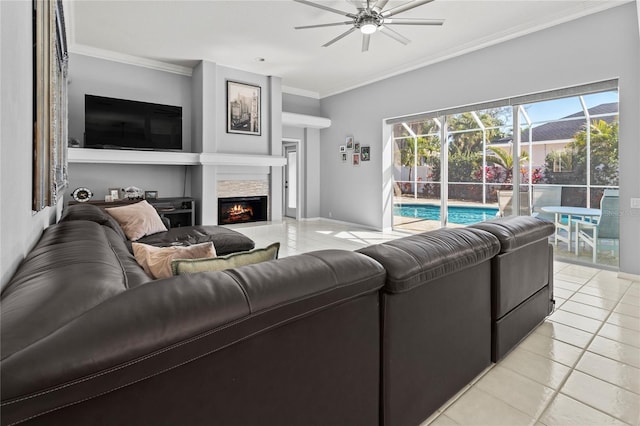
<box><xmin>574</xmin><ymin>194</ymin><xmax>619</xmax><ymax>263</ymax></box>
<box><xmin>531</xmin><ymin>185</ymin><xmax>562</xmax><ymax>222</ymax></box>
<box><xmin>497</xmin><ymin>190</ymin><xmax>530</xmax><ymax>217</ymax></box>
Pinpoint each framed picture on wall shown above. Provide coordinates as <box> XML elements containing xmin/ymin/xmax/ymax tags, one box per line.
<box><xmin>341</xmin><ymin>153</ymin><xmax>348</xmax><ymax>162</ymax></box>
<box><xmin>354</xmin><ymin>142</ymin><xmax>361</xmax><ymax>153</ymax></box>
<box><xmin>227</xmin><ymin>81</ymin><xmax>261</xmax><ymax>135</ymax></box>
<box><xmin>361</xmin><ymin>146</ymin><xmax>370</xmax><ymax>161</ymax></box>
<box><xmin>346</xmin><ymin>136</ymin><xmax>354</xmax><ymax>150</ymax></box>
<box><xmin>352</xmin><ymin>153</ymin><xmax>360</xmax><ymax>166</ymax></box>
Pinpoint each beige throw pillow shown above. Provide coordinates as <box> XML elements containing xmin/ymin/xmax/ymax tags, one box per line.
<box><xmin>105</xmin><ymin>200</ymin><xmax>168</xmax><ymax>241</ymax></box>
<box><xmin>171</xmin><ymin>242</ymin><xmax>280</xmax><ymax>275</ymax></box>
<box><xmin>132</xmin><ymin>242</ymin><xmax>216</xmax><ymax>279</ymax></box>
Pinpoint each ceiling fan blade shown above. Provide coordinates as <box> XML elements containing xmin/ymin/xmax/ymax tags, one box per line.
<box><xmin>295</xmin><ymin>21</ymin><xmax>353</xmax><ymax>30</ymax></box>
<box><xmin>382</xmin><ymin>18</ymin><xmax>444</xmax><ymax>26</ymax></box>
<box><xmin>379</xmin><ymin>26</ymin><xmax>410</xmax><ymax>45</ymax></box>
<box><xmin>372</xmin><ymin>0</ymin><xmax>390</xmax><ymax>13</ymax></box>
<box><xmin>322</xmin><ymin>27</ymin><xmax>357</xmax><ymax>47</ymax></box>
<box><xmin>294</xmin><ymin>0</ymin><xmax>357</xmax><ymax>18</ymax></box>
<box><xmin>362</xmin><ymin>33</ymin><xmax>371</xmax><ymax>52</ymax></box>
<box><xmin>382</xmin><ymin>0</ymin><xmax>435</xmax><ymax>18</ymax></box>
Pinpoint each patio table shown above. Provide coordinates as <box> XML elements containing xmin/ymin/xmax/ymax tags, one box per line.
<box><xmin>540</xmin><ymin>206</ymin><xmax>601</xmax><ymax>251</ymax></box>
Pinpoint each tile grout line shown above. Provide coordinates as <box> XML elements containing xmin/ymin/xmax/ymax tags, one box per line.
<box><xmin>533</xmin><ymin>272</ymin><xmax>635</xmax><ymax>425</ymax></box>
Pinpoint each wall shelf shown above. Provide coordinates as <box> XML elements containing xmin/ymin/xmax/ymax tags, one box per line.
<box><xmin>68</xmin><ymin>148</ymin><xmax>200</xmax><ymax>165</ymax></box>
<box><xmin>68</xmin><ymin>148</ymin><xmax>286</xmax><ymax>167</ymax></box>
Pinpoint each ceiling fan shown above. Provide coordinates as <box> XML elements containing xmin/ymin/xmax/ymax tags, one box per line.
<box><xmin>293</xmin><ymin>0</ymin><xmax>444</xmax><ymax>52</ymax></box>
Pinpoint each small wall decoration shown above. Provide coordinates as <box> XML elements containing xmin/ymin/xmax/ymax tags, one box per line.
<box><xmin>145</xmin><ymin>190</ymin><xmax>158</xmax><ymax>200</ymax></box>
<box><xmin>354</xmin><ymin>142</ymin><xmax>361</xmax><ymax>153</ymax></box>
<box><xmin>341</xmin><ymin>153</ymin><xmax>348</xmax><ymax>162</ymax></box>
<box><xmin>339</xmin><ymin>145</ymin><xmax>346</xmax><ymax>153</ymax></box>
<box><xmin>352</xmin><ymin>153</ymin><xmax>360</xmax><ymax>166</ymax></box>
<box><xmin>227</xmin><ymin>81</ymin><xmax>261</xmax><ymax>135</ymax></box>
<box><xmin>346</xmin><ymin>136</ymin><xmax>354</xmax><ymax>150</ymax></box>
<box><xmin>361</xmin><ymin>146</ymin><xmax>371</xmax><ymax>161</ymax></box>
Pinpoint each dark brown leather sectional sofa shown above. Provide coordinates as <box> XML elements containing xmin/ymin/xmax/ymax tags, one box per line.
<box><xmin>0</xmin><ymin>205</ymin><xmax>554</xmax><ymax>426</ymax></box>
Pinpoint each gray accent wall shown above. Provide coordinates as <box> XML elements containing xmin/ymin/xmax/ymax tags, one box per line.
<box><xmin>283</xmin><ymin>93</ymin><xmax>322</xmax><ymax>116</ymax></box>
<box><xmin>1</xmin><ymin>1</ymin><xmax>59</xmax><ymax>290</ymax></box>
<box><xmin>67</xmin><ymin>53</ymin><xmax>194</xmax><ymax>202</ymax></box>
<box><xmin>319</xmin><ymin>3</ymin><xmax>640</xmax><ymax>274</ymax></box>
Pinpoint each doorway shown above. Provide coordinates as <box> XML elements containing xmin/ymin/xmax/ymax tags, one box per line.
<box><xmin>283</xmin><ymin>143</ymin><xmax>298</xmax><ymax>219</ymax></box>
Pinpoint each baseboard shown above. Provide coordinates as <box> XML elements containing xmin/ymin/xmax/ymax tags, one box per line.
<box><xmin>618</xmin><ymin>271</ymin><xmax>640</xmax><ymax>281</ymax></box>
<box><xmin>318</xmin><ymin>217</ymin><xmax>382</xmax><ymax>231</ymax></box>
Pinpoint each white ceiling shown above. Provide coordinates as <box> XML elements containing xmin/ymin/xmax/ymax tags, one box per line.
<box><xmin>66</xmin><ymin>0</ymin><xmax>630</xmax><ymax>98</ymax></box>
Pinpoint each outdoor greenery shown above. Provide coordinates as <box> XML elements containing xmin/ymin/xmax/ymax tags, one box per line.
<box><xmin>396</xmin><ymin>109</ymin><xmax>619</xmax><ymax>205</ymax></box>
<box><xmin>543</xmin><ymin>119</ymin><xmax>619</xmax><ymax>186</ymax></box>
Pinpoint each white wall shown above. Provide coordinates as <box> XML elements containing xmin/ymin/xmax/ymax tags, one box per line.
<box><xmin>319</xmin><ymin>3</ymin><xmax>640</xmax><ymax>275</ymax></box>
<box><xmin>1</xmin><ymin>1</ymin><xmax>59</xmax><ymax>290</ymax></box>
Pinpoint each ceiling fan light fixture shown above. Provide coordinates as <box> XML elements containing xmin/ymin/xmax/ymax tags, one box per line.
<box><xmin>360</xmin><ymin>22</ymin><xmax>377</xmax><ymax>34</ymax></box>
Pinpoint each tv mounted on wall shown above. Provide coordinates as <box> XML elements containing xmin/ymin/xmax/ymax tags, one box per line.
<box><xmin>84</xmin><ymin>94</ymin><xmax>182</xmax><ymax>151</ymax></box>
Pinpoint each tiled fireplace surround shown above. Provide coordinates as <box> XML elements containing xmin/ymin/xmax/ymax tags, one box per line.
<box><xmin>217</xmin><ymin>179</ymin><xmax>271</xmax><ymax>223</ymax></box>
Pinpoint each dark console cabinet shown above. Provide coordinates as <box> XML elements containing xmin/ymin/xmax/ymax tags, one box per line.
<box><xmin>69</xmin><ymin>197</ymin><xmax>195</xmax><ymax>228</ymax></box>
<box><xmin>150</xmin><ymin>197</ymin><xmax>195</xmax><ymax>228</ymax></box>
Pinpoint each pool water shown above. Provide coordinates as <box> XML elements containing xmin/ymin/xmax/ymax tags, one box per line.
<box><xmin>394</xmin><ymin>203</ymin><xmax>499</xmax><ymax>225</ymax></box>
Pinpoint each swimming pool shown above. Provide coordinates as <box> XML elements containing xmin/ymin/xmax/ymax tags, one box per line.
<box><xmin>394</xmin><ymin>203</ymin><xmax>499</xmax><ymax>225</ymax></box>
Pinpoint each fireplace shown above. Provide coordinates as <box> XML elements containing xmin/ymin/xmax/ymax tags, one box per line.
<box><xmin>218</xmin><ymin>196</ymin><xmax>268</xmax><ymax>225</ymax></box>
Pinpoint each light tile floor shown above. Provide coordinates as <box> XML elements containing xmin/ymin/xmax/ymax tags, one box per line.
<box><xmin>229</xmin><ymin>219</ymin><xmax>640</xmax><ymax>426</ymax></box>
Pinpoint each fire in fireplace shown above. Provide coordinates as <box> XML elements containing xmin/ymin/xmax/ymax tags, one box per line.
<box><xmin>218</xmin><ymin>196</ymin><xmax>268</xmax><ymax>225</ymax></box>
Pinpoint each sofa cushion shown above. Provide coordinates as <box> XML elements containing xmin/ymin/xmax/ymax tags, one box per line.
<box><xmin>0</xmin><ymin>221</ymin><xmax>129</xmax><ymax>362</ymax></box>
<box><xmin>136</xmin><ymin>225</ymin><xmax>255</xmax><ymax>256</ymax></box>
<box><xmin>172</xmin><ymin>242</ymin><xmax>279</xmax><ymax>275</ymax></box>
<box><xmin>105</xmin><ymin>200</ymin><xmax>168</xmax><ymax>241</ymax></box>
<box><xmin>469</xmin><ymin>216</ymin><xmax>555</xmax><ymax>253</ymax></box>
<box><xmin>358</xmin><ymin>227</ymin><xmax>500</xmax><ymax>293</ymax></box>
<box><xmin>132</xmin><ymin>242</ymin><xmax>216</xmax><ymax>279</ymax></box>
<box><xmin>60</xmin><ymin>203</ymin><xmax>127</xmax><ymax>240</ymax></box>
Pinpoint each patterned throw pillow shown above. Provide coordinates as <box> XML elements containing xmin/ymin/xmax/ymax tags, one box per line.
<box><xmin>132</xmin><ymin>242</ymin><xmax>216</xmax><ymax>279</ymax></box>
<box><xmin>171</xmin><ymin>242</ymin><xmax>280</xmax><ymax>275</ymax></box>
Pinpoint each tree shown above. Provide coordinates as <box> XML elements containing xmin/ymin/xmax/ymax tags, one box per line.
<box><xmin>486</xmin><ymin>146</ymin><xmax>530</xmax><ymax>183</ymax></box>
<box><xmin>544</xmin><ymin>118</ymin><xmax>618</xmax><ymax>186</ymax></box>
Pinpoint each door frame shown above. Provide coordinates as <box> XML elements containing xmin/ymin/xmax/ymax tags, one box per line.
<box><xmin>282</xmin><ymin>138</ymin><xmax>302</xmax><ymax>220</ymax></box>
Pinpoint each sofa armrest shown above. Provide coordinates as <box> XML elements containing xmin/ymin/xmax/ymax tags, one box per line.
<box><xmin>357</xmin><ymin>227</ymin><xmax>500</xmax><ymax>293</ymax></box>
<box><xmin>470</xmin><ymin>216</ymin><xmax>555</xmax><ymax>253</ymax></box>
<box><xmin>1</xmin><ymin>250</ymin><xmax>385</xmax><ymax>425</ymax></box>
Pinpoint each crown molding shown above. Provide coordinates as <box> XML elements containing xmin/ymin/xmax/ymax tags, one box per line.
<box><xmin>319</xmin><ymin>1</ymin><xmax>631</xmax><ymax>98</ymax></box>
<box><xmin>69</xmin><ymin>44</ymin><xmax>193</xmax><ymax>77</ymax></box>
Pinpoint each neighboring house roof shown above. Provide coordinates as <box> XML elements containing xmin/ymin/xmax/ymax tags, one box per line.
<box><xmin>491</xmin><ymin>103</ymin><xmax>618</xmax><ymax>145</ymax></box>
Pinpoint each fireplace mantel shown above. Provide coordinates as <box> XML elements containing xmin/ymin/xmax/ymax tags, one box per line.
<box><xmin>200</xmin><ymin>153</ymin><xmax>286</xmax><ymax>167</ymax></box>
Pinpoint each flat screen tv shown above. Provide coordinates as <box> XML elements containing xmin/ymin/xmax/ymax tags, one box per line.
<box><xmin>84</xmin><ymin>94</ymin><xmax>182</xmax><ymax>151</ymax></box>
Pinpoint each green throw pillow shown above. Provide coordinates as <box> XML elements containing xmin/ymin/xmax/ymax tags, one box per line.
<box><xmin>171</xmin><ymin>242</ymin><xmax>280</xmax><ymax>275</ymax></box>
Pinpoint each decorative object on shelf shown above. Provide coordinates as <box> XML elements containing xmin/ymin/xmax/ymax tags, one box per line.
<box><xmin>352</xmin><ymin>153</ymin><xmax>360</xmax><ymax>166</ymax></box>
<box><xmin>361</xmin><ymin>146</ymin><xmax>371</xmax><ymax>161</ymax></box>
<box><xmin>339</xmin><ymin>145</ymin><xmax>346</xmax><ymax>153</ymax></box>
<box><xmin>145</xmin><ymin>191</ymin><xmax>158</xmax><ymax>200</ymax></box>
<box><xmin>354</xmin><ymin>142</ymin><xmax>361</xmax><ymax>153</ymax></box>
<box><xmin>71</xmin><ymin>187</ymin><xmax>93</xmax><ymax>203</ymax></box>
<box><xmin>123</xmin><ymin>186</ymin><xmax>144</xmax><ymax>200</ymax></box>
<box><xmin>346</xmin><ymin>136</ymin><xmax>354</xmax><ymax>150</ymax></box>
<box><xmin>108</xmin><ymin>188</ymin><xmax>121</xmax><ymax>201</ymax></box>
<box><xmin>341</xmin><ymin>153</ymin><xmax>348</xmax><ymax>163</ymax></box>
<box><xmin>68</xmin><ymin>138</ymin><xmax>80</xmax><ymax>148</ymax></box>
<box><xmin>227</xmin><ymin>81</ymin><xmax>261</xmax><ymax>135</ymax></box>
